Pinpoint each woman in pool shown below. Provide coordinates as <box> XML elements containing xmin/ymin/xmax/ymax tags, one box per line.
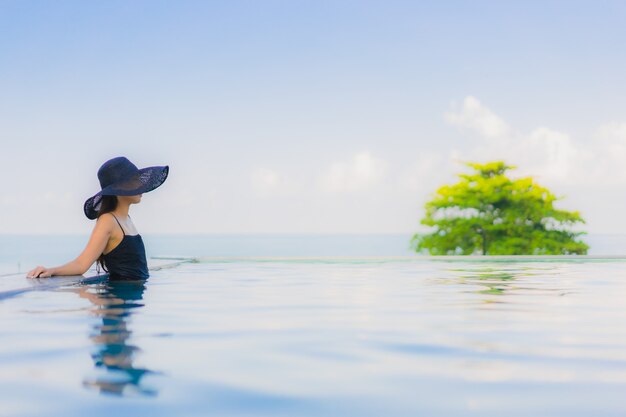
<box><xmin>27</xmin><ymin>156</ymin><xmax>169</xmax><ymax>280</ymax></box>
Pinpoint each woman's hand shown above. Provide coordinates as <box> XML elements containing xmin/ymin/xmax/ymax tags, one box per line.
<box><xmin>27</xmin><ymin>266</ymin><xmax>54</xmax><ymax>278</ymax></box>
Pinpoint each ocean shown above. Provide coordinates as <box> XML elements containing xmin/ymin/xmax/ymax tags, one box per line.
<box><xmin>1</xmin><ymin>233</ymin><xmax>624</xmax><ymax>275</ymax></box>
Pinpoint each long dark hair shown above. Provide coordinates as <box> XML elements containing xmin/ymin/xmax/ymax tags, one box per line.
<box><xmin>96</xmin><ymin>195</ymin><xmax>118</xmax><ymax>273</ymax></box>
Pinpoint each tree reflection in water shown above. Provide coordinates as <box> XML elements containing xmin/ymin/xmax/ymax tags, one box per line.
<box><xmin>79</xmin><ymin>279</ymin><xmax>158</xmax><ymax>397</ymax></box>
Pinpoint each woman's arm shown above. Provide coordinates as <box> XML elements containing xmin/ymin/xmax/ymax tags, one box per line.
<box><xmin>27</xmin><ymin>216</ymin><xmax>113</xmax><ymax>278</ymax></box>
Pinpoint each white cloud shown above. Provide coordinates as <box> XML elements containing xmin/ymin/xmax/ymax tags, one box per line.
<box><xmin>443</xmin><ymin>96</ymin><xmax>608</xmax><ymax>186</ymax></box>
<box><xmin>398</xmin><ymin>152</ymin><xmax>451</xmax><ymax>193</ymax></box>
<box><xmin>318</xmin><ymin>152</ymin><xmax>387</xmax><ymax>192</ymax></box>
<box><xmin>251</xmin><ymin>168</ymin><xmax>280</xmax><ymax>189</ymax></box>
<box><xmin>596</xmin><ymin>122</ymin><xmax>626</xmax><ymax>144</ymax></box>
<box><xmin>591</xmin><ymin>122</ymin><xmax>626</xmax><ymax>184</ymax></box>
<box><xmin>513</xmin><ymin>127</ymin><xmax>583</xmax><ymax>182</ymax></box>
<box><xmin>250</xmin><ymin>167</ymin><xmax>298</xmax><ymax>195</ymax></box>
<box><xmin>445</xmin><ymin>96</ymin><xmax>511</xmax><ymax>139</ymax></box>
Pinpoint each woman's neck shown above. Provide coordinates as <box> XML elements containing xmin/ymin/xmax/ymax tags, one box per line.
<box><xmin>113</xmin><ymin>201</ymin><xmax>131</xmax><ymax>218</ymax></box>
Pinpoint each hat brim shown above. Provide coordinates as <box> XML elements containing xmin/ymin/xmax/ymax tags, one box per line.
<box><xmin>84</xmin><ymin>165</ymin><xmax>169</xmax><ymax>219</ymax></box>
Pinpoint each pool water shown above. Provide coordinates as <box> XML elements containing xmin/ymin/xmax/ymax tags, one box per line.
<box><xmin>2</xmin><ymin>258</ymin><xmax>626</xmax><ymax>416</ymax></box>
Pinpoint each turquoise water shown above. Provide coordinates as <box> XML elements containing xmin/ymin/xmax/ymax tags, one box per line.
<box><xmin>2</xmin><ymin>255</ymin><xmax>626</xmax><ymax>416</ymax></box>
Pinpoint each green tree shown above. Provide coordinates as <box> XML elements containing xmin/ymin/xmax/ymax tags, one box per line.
<box><xmin>411</xmin><ymin>161</ymin><xmax>588</xmax><ymax>255</ymax></box>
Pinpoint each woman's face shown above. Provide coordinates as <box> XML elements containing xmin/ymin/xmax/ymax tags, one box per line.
<box><xmin>118</xmin><ymin>194</ymin><xmax>143</xmax><ymax>205</ymax></box>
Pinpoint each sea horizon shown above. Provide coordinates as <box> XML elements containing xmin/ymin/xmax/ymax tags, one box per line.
<box><xmin>3</xmin><ymin>233</ymin><xmax>626</xmax><ymax>275</ymax></box>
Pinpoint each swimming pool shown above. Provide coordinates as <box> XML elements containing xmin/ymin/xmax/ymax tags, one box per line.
<box><xmin>2</xmin><ymin>257</ymin><xmax>626</xmax><ymax>416</ymax></box>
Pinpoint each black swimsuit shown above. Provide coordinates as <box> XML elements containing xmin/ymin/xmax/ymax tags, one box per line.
<box><xmin>102</xmin><ymin>214</ymin><xmax>149</xmax><ymax>280</ymax></box>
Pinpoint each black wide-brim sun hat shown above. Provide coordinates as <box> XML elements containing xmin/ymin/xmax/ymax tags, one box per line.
<box><xmin>84</xmin><ymin>156</ymin><xmax>169</xmax><ymax>220</ymax></box>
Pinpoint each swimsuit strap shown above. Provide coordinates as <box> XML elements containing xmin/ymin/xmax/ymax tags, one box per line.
<box><xmin>110</xmin><ymin>214</ymin><xmax>126</xmax><ymax>236</ymax></box>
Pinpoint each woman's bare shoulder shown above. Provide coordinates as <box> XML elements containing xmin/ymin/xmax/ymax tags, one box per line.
<box><xmin>94</xmin><ymin>213</ymin><xmax>117</xmax><ymax>231</ymax></box>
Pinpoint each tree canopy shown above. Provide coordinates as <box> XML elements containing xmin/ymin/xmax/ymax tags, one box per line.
<box><xmin>411</xmin><ymin>161</ymin><xmax>588</xmax><ymax>255</ymax></box>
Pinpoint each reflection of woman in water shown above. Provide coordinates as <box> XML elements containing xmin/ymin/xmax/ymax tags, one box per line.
<box><xmin>79</xmin><ymin>279</ymin><xmax>157</xmax><ymax>396</ymax></box>
<box><xmin>27</xmin><ymin>156</ymin><xmax>168</xmax><ymax>279</ymax></box>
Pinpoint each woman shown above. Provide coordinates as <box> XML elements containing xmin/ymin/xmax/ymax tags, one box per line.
<box><xmin>27</xmin><ymin>156</ymin><xmax>169</xmax><ymax>279</ymax></box>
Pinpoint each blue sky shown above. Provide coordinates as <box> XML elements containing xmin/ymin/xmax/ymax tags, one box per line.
<box><xmin>1</xmin><ymin>1</ymin><xmax>626</xmax><ymax>234</ymax></box>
